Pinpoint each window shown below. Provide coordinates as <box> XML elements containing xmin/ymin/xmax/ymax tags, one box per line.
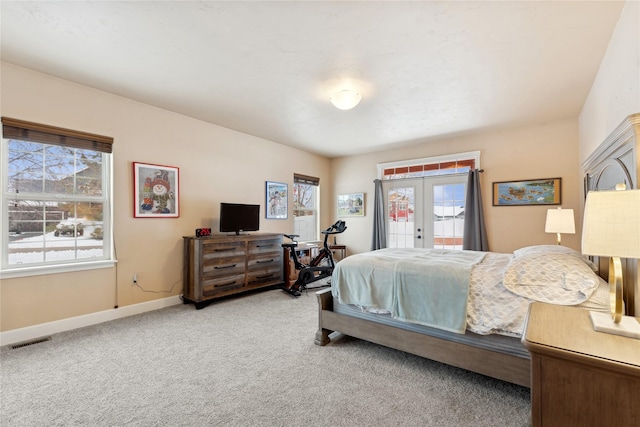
<box><xmin>380</xmin><ymin>151</ymin><xmax>479</xmax><ymax>250</ymax></box>
<box><xmin>380</xmin><ymin>152</ymin><xmax>478</xmax><ymax>180</ymax></box>
<box><xmin>1</xmin><ymin>117</ymin><xmax>114</xmax><ymax>277</ymax></box>
<box><xmin>293</xmin><ymin>173</ymin><xmax>319</xmax><ymax>242</ymax></box>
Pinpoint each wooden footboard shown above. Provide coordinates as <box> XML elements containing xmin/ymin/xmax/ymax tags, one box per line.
<box><xmin>315</xmin><ymin>288</ymin><xmax>531</xmax><ymax>387</ymax></box>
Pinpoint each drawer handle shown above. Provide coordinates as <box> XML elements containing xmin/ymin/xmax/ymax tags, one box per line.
<box><xmin>214</xmin><ymin>248</ymin><xmax>236</xmax><ymax>252</ymax></box>
<box><xmin>256</xmin><ymin>274</ymin><xmax>274</xmax><ymax>279</ymax></box>
<box><xmin>256</xmin><ymin>244</ymin><xmax>275</xmax><ymax>248</ymax></box>
<box><xmin>214</xmin><ymin>280</ymin><xmax>238</xmax><ymax>288</ymax></box>
<box><xmin>256</xmin><ymin>259</ymin><xmax>274</xmax><ymax>264</ymax></box>
<box><xmin>214</xmin><ymin>264</ymin><xmax>237</xmax><ymax>270</ymax></box>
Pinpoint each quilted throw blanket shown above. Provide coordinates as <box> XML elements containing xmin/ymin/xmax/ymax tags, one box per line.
<box><xmin>332</xmin><ymin>248</ymin><xmax>487</xmax><ymax>334</ymax></box>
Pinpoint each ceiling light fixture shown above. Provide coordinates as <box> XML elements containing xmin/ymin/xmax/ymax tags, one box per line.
<box><xmin>330</xmin><ymin>89</ymin><xmax>362</xmax><ymax>110</ymax></box>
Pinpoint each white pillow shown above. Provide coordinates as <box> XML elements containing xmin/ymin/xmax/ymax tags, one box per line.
<box><xmin>503</xmin><ymin>251</ymin><xmax>600</xmax><ymax>305</ymax></box>
<box><xmin>514</xmin><ymin>244</ymin><xmax>580</xmax><ymax>257</ymax></box>
<box><xmin>514</xmin><ymin>245</ymin><xmax>598</xmax><ymax>272</ymax></box>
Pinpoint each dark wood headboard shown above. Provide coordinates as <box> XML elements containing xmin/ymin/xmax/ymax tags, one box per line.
<box><xmin>582</xmin><ymin>113</ymin><xmax>640</xmax><ymax>316</ymax></box>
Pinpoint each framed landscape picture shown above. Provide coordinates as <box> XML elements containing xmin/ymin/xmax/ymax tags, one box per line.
<box><xmin>133</xmin><ymin>162</ymin><xmax>180</xmax><ymax>217</ymax></box>
<box><xmin>337</xmin><ymin>192</ymin><xmax>365</xmax><ymax>217</ymax></box>
<box><xmin>266</xmin><ymin>181</ymin><xmax>288</xmax><ymax>219</ymax></box>
<box><xmin>492</xmin><ymin>177</ymin><xmax>561</xmax><ymax>206</ymax></box>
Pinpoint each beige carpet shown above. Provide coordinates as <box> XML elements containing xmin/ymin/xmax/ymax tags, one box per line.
<box><xmin>1</xmin><ymin>289</ymin><xmax>530</xmax><ymax>426</ymax></box>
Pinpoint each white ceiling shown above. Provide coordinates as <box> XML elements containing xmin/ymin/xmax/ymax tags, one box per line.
<box><xmin>0</xmin><ymin>1</ymin><xmax>625</xmax><ymax>158</ymax></box>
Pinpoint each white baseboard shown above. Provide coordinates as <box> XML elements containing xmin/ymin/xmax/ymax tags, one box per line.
<box><xmin>0</xmin><ymin>295</ymin><xmax>183</xmax><ymax>347</ymax></box>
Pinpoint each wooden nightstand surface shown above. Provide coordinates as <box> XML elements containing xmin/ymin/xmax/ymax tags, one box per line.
<box><xmin>522</xmin><ymin>302</ymin><xmax>640</xmax><ymax>427</ymax></box>
<box><xmin>522</xmin><ymin>302</ymin><xmax>640</xmax><ymax>372</ymax></box>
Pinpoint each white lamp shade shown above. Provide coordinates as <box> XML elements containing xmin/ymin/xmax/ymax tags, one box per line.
<box><xmin>545</xmin><ymin>208</ymin><xmax>575</xmax><ymax>234</ymax></box>
<box><xmin>330</xmin><ymin>90</ymin><xmax>362</xmax><ymax>110</ymax></box>
<box><xmin>582</xmin><ymin>189</ymin><xmax>640</xmax><ymax>258</ymax></box>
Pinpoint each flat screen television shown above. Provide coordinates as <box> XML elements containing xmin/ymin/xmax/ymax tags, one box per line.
<box><xmin>219</xmin><ymin>203</ymin><xmax>260</xmax><ymax>235</ymax></box>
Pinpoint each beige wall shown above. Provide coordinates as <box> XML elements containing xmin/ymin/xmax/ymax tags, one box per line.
<box><xmin>578</xmin><ymin>0</ymin><xmax>639</xmax><ymax>165</ymax></box>
<box><xmin>331</xmin><ymin>119</ymin><xmax>582</xmax><ymax>256</ymax></box>
<box><xmin>578</xmin><ymin>0</ymin><xmax>640</xmax><ymax>313</ymax></box>
<box><xmin>2</xmin><ymin>1</ymin><xmax>637</xmax><ymax>333</ymax></box>
<box><xmin>0</xmin><ymin>63</ymin><xmax>331</xmax><ymax>331</ymax></box>
<box><xmin>332</xmin><ymin>1</ymin><xmax>639</xmax><ymax>264</ymax></box>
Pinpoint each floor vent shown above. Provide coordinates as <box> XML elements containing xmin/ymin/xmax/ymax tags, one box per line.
<box><xmin>11</xmin><ymin>336</ymin><xmax>52</xmax><ymax>349</ymax></box>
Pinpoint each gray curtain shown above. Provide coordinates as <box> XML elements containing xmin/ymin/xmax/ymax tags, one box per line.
<box><xmin>371</xmin><ymin>179</ymin><xmax>387</xmax><ymax>250</ymax></box>
<box><xmin>463</xmin><ymin>169</ymin><xmax>489</xmax><ymax>251</ymax></box>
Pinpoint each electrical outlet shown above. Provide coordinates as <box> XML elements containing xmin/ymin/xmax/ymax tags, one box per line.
<box><xmin>132</xmin><ymin>273</ymin><xmax>137</xmax><ymax>284</ymax></box>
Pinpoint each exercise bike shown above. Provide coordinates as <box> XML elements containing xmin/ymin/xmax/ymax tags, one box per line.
<box><xmin>282</xmin><ymin>220</ymin><xmax>347</xmax><ymax>297</ymax></box>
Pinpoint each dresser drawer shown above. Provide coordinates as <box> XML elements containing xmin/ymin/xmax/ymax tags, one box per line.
<box><xmin>247</xmin><ymin>252</ymin><xmax>281</xmax><ymax>270</ymax></box>
<box><xmin>202</xmin><ymin>255</ymin><xmax>246</xmax><ymax>278</ymax></box>
<box><xmin>247</xmin><ymin>266</ymin><xmax>282</xmax><ymax>286</ymax></box>
<box><xmin>248</xmin><ymin>238</ymin><xmax>281</xmax><ymax>254</ymax></box>
<box><xmin>203</xmin><ymin>274</ymin><xmax>245</xmax><ymax>295</ymax></box>
<box><xmin>202</xmin><ymin>241</ymin><xmax>246</xmax><ymax>259</ymax></box>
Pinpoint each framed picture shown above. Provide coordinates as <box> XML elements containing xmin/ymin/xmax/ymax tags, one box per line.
<box><xmin>338</xmin><ymin>192</ymin><xmax>365</xmax><ymax>217</ymax></box>
<box><xmin>492</xmin><ymin>177</ymin><xmax>561</xmax><ymax>206</ymax></box>
<box><xmin>133</xmin><ymin>162</ymin><xmax>180</xmax><ymax>217</ymax></box>
<box><xmin>266</xmin><ymin>181</ymin><xmax>288</xmax><ymax>219</ymax></box>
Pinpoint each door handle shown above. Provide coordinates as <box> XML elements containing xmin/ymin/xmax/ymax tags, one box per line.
<box><xmin>416</xmin><ymin>235</ymin><xmax>422</xmax><ymax>239</ymax></box>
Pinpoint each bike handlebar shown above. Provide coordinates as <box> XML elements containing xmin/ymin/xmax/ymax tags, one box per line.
<box><xmin>321</xmin><ymin>220</ymin><xmax>347</xmax><ymax>235</ymax></box>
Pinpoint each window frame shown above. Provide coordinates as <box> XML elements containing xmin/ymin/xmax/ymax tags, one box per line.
<box><xmin>1</xmin><ymin>118</ymin><xmax>115</xmax><ymax>279</ymax></box>
<box><xmin>293</xmin><ymin>173</ymin><xmax>320</xmax><ymax>242</ymax></box>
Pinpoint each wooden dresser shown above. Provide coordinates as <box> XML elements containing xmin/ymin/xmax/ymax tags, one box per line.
<box><xmin>183</xmin><ymin>233</ymin><xmax>283</xmax><ymax>309</ymax></box>
<box><xmin>522</xmin><ymin>302</ymin><xmax>640</xmax><ymax>427</ymax></box>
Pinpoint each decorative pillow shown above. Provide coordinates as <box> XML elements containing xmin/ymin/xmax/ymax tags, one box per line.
<box><xmin>503</xmin><ymin>252</ymin><xmax>600</xmax><ymax>305</ymax></box>
<box><xmin>514</xmin><ymin>245</ymin><xmax>598</xmax><ymax>272</ymax></box>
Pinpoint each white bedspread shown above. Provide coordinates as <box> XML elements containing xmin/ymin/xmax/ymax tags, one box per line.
<box><xmin>332</xmin><ymin>248</ymin><xmax>610</xmax><ymax>337</ymax></box>
<box><xmin>333</xmin><ymin>248</ymin><xmax>486</xmax><ymax>334</ymax></box>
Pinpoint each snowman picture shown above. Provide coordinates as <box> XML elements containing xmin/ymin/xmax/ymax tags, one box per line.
<box><xmin>149</xmin><ymin>170</ymin><xmax>174</xmax><ymax>213</ymax></box>
<box><xmin>136</xmin><ymin>163</ymin><xmax>179</xmax><ymax>217</ymax></box>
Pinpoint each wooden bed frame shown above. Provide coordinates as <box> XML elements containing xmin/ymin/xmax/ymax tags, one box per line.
<box><xmin>313</xmin><ymin>113</ymin><xmax>640</xmax><ymax>389</ymax></box>
<box><xmin>314</xmin><ymin>288</ymin><xmax>531</xmax><ymax>387</ymax></box>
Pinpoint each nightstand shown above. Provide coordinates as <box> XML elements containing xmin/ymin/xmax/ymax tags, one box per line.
<box><xmin>329</xmin><ymin>244</ymin><xmax>346</xmax><ymax>262</ymax></box>
<box><xmin>522</xmin><ymin>302</ymin><xmax>640</xmax><ymax>427</ymax></box>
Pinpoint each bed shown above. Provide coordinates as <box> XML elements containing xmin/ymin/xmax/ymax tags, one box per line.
<box><xmin>314</xmin><ymin>113</ymin><xmax>640</xmax><ymax>388</ymax></box>
<box><xmin>315</xmin><ymin>246</ymin><xmax>609</xmax><ymax>387</ymax></box>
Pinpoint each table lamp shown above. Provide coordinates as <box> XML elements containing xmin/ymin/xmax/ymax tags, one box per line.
<box><xmin>545</xmin><ymin>207</ymin><xmax>575</xmax><ymax>245</ymax></box>
<box><xmin>582</xmin><ymin>186</ymin><xmax>640</xmax><ymax>339</ymax></box>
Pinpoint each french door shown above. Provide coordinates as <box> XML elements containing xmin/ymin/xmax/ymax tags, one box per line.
<box><xmin>383</xmin><ymin>175</ymin><xmax>467</xmax><ymax>249</ymax></box>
